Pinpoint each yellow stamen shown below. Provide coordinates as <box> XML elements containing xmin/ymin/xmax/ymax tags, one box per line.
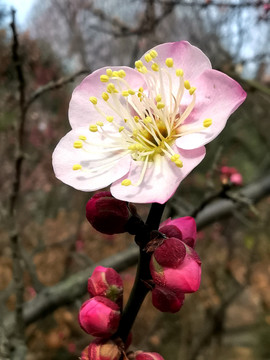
<box><xmin>100</xmin><ymin>75</ymin><xmax>109</xmax><ymax>82</ymax></box>
<box><xmin>157</xmin><ymin>102</ymin><xmax>165</xmax><ymax>109</ymax></box>
<box><xmin>144</xmin><ymin>53</ymin><xmax>152</xmax><ymax>62</ymax></box>
<box><xmin>139</xmin><ymin>87</ymin><xmax>144</xmax><ymax>93</ymax></box>
<box><xmin>151</xmin><ymin>63</ymin><xmax>159</xmax><ymax>72</ymax></box>
<box><xmin>155</xmin><ymin>94</ymin><xmax>162</xmax><ymax>102</ymax></box>
<box><xmin>184</xmin><ymin>80</ymin><xmax>191</xmax><ymax>90</ymax></box>
<box><xmin>102</xmin><ymin>92</ymin><xmax>109</xmax><ymax>101</ymax></box>
<box><xmin>189</xmin><ymin>87</ymin><xmax>196</xmax><ymax>95</ymax></box>
<box><xmin>73</xmin><ymin>141</ymin><xmax>83</xmax><ymax>148</ymax></box>
<box><xmin>135</xmin><ymin>60</ymin><xmax>143</xmax><ymax>69</ymax></box>
<box><xmin>89</xmin><ymin>125</ymin><xmax>98</xmax><ymax>132</ymax></box>
<box><xmin>121</xmin><ymin>179</ymin><xmax>131</xmax><ymax>186</ymax></box>
<box><xmin>96</xmin><ymin>121</ymin><xmax>104</xmax><ymax>126</ymax></box>
<box><xmin>176</xmin><ymin>68</ymin><xmax>184</xmax><ymax>77</ymax></box>
<box><xmin>112</xmin><ymin>71</ymin><xmax>119</xmax><ymax>77</ymax></box>
<box><xmin>144</xmin><ymin>116</ymin><xmax>152</xmax><ymax>124</ymax></box>
<box><xmin>72</xmin><ymin>164</ymin><xmax>82</xmax><ymax>170</ymax></box>
<box><xmin>165</xmin><ymin>58</ymin><xmax>174</xmax><ymax>67</ymax></box>
<box><xmin>106</xmin><ymin>116</ymin><xmax>114</xmax><ymax>122</ymax></box>
<box><xmin>119</xmin><ymin>126</ymin><xmax>125</xmax><ymax>132</ymax></box>
<box><xmin>150</xmin><ymin>50</ymin><xmax>158</xmax><ymax>58</ymax></box>
<box><xmin>79</xmin><ymin>135</ymin><xmax>86</xmax><ymax>140</ymax></box>
<box><xmin>122</xmin><ymin>90</ymin><xmax>129</xmax><ymax>97</ymax></box>
<box><xmin>134</xmin><ymin>116</ymin><xmax>139</xmax><ymax>122</ymax></box>
<box><xmin>89</xmin><ymin>96</ymin><xmax>98</xmax><ymax>105</ymax></box>
<box><xmin>118</xmin><ymin>70</ymin><xmax>126</xmax><ymax>78</ymax></box>
<box><xmin>170</xmin><ymin>154</ymin><xmax>180</xmax><ymax>162</ymax></box>
<box><xmin>175</xmin><ymin>159</ymin><xmax>183</xmax><ymax>168</ymax></box>
<box><xmin>203</xmin><ymin>118</ymin><xmax>212</xmax><ymax>128</ymax></box>
<box><xmin>128</xmin><ymin>89</ymin><xmax>135</xmax><ymax>95</ymax></box>
<box><xmin>106</xmin><ymin>68</ymin><xmax>113</xmax><ymax>77</ymax></box>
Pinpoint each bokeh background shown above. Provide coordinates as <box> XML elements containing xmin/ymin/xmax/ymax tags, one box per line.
<box><xmin>0</xmin><ymin>1</ymin><xmax>270</xmax><ymax>359</ymax></box>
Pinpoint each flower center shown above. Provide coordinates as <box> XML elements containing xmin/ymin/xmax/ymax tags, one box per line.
<box><xmin>72</xmin><ymin>51</ymin><xmax>212</xmax><ymax>187</ymax></box>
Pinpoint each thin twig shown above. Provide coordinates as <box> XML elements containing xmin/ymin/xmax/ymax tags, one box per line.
<box><xmin>25</xmin><ymin>69</ymin><xmax>89</xmax><ymax>110</ymax></box>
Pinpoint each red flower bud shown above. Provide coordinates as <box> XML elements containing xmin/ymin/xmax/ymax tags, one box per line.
<box><xmin>78</xmin><ymin>296</ymin><xmax>120</xmax><ymax>337</ymax></box>
<box><xmin>88</xmin><ymin>338</ymin><xmax>122</xmax><ymax>360</ymax></box>
<box><xmin>86</xmin><ymin>191</ymin><xmax>129</xmax><ymax>235</ymax></box>
<box><xmin>88</xmin><ymin>266</ymin><xmax>123</xmax><ymax>308</ymax></box>
<box><xmin>150</xmin><ymin>241</ymin><xmax>201</xmax><ymax>293</ymax></box>
<box><xmin>230</xmin><ymin>173</ymin><xmax>243</xmax><ymax>186</ymax></box>
<box><xmin>152</xmin><ymin>286</ymin><xmax>185</xmax><ymax>313</ymax></box>
<box><xmin>160</xmin><ymin>217</ymin><xmax>197</xmax><ymax>248</ymax></box>
<box><xmin>153</xmin><ymin>237</ymin><xmax>186</xmax><ymax>268</ymax></box>
<box><xmin>134</xmin><ymin>351</ymin><xmax>164</xmax><ymax>360</ymax></box>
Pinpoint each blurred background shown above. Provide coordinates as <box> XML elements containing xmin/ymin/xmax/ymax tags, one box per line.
<box><xmin>0</xmin><ymin>1</ymin><xmax>270</xmax><ymax>359</ymax></box>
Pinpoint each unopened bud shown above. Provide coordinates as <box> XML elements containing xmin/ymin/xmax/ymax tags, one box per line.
<box><xmin>159</xmin><ymin>217</ymin><xmax>197</xmax><ymax>248</ymax></box>
<box><xmin>133</xmin><ymin>351</ymin><xmax>165</xmax><ymax>360</ymax></box>
<box><xmin>86</xmin><ymin>191</ymin><xmax>130</xmax><ymax>235</ymax></box>
<box><xmin>88</xmin><ymin>338</ymin><xmax>121</xmax><ymax>360</ymax></box>
<box><xmin>88</xmin><ymin>266</ymin><xmax>123</xmax><ymax>308</ymax></box>
<box><xmin>152</xmin><ymin>286</ymin><xmax>185</xmax><ymax>313</ymax></box>
<box><xmin>78</xmin><ymin>296</ymin><xmax>120</xmax><ymax>337</ymax></box>
<box><xmin>150</xmin><ymin>241</ymin><xmax>201</xmax><ymax>294</ymax></box>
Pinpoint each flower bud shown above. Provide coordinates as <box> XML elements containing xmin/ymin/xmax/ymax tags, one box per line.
<box><xmin>150</xmin><ymin>241</ymin><xmax>201</xmax><ymax>293</ymax></box>
<box><xmin>88</xmin><ymin>266</ymin><xmax>123</xmax><ymax>308</ymax></box>
<box><xmin>152</xmin><ymin>286</ymin><xmax>185</xmax><ymax>313</ymax></box>
<box><xmin>86</xmin><ymin>191</ymin><xmax>130</xmax><ymax>235</ymax></box>
<box><xmin>78</xmin><ymin>296</ymin><xmax>120</xmax><ymax>337</ymax></box>
<box><xmin>160</xmin><ymin>216</ymin><xmax>197</xmax><ymax>248</ymax></box>
<box><xmin>88</xmin><ymin>338</ymin><xmax>121</xmax><ymax>360</ymax></box>
<box><xmin>230</xmin><ymin>172</ymin><xmax>243</xmax><ymax>186</ymax></box>
<box><xmin>133</xmin><ymin>351</ymin><xmax>165</xmax><ymax>360</ymax></box>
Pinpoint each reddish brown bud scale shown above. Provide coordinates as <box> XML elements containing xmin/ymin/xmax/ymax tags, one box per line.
<box><xmin>153</xmin><ymin>237</ymin><xmax>186</xmax><ymax>268</ymax></box>
<box><xmin>159</xmin><ymin>224</ymin><xmax>182</xmax><ymax>240</ymax></box>
<box><xmin>152</xmin><ymin>286</ymin><xmax>185</xmax><ymax>313</ymax></box>
<box><xmin>86</xmin><ymin>191</ymin><xmax>130</xmax><ymax>235</ymax></box>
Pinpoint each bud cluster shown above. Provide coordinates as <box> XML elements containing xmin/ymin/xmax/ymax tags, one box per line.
<box><xmin>220</xmin><ymin>166</ymin><xmax>243</xmax><ymax>186</ymax></box>
<box><xmin>149</xmin><ymin>217</ymin><xmax>201</xmax><ymax>313</ymax></box>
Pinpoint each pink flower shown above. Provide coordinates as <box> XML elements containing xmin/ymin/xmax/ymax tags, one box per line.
<box><xmin>78</xmin><ymin>296</ymin><xmax>120</xmax><ymax>337</ymax></box>
<box><xmin>53</xmin><ymin>41</ymin><xmax>246</xmax><ymax>204</ymax></box>
<box><xmin>133</xmin><ymin>351</ymin><xmax>165</xmax><ymax>360</ymax></box>
<box><xmin>152</xmin><ymin>285</ymin><xmax>185</xmax><ymax>313</ymax></box>
<box><xmin>88</xmin><ymin>338</ymin><xmax>121</xmax><ymax>360</ymax></box>
<box><xmin>230</xmin><ymin>172</ymin><xmax>243</xmax><ymax>186</ymax></box>
<box><xmin>150</xmin><ymin>237</ymin><xmax>201</xmax><ymax>293</ymax></box>
<box><xmin>159</xmin><ymin>216</ymin><xmax>197</xmax><ymax>248</ymax></box>
<box><xmin>88</xmin><ymin>266</ymin><xmax>123</xmax><ymax>308</ymax></box>
<box><xmin>86</xmin><ymin>191</ymin><xmax>130</xmax><ymax>235</ymax></box>
<box><xmin>220</xmin><ymin>166</ymin><xmax>243</xmax><ymax>186</ymax></box>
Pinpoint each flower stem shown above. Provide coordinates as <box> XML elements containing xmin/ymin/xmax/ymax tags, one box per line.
<box><xmin>115</xmin><ymin>202</ymin><xmax>166</xmax><ymax>342</ymax></box>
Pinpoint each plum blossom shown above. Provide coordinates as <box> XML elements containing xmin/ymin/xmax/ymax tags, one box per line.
<box><xmin>53</xmin><ymin>41</ymin><xmax>246</xmax><ymax>204</ymax></box>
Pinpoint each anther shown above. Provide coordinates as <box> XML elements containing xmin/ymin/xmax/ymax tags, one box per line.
<box><xmin>106</xmin><ymin>69</ymin><xmax>113</xmax><ymax>77</ymax></box>
<box><xmin>112</xmin><ymin>71</ymin><xmax>119</xmax><ymax>77</ymax></box>
<box><xmin>165</xmin><ymin>58</ymin><xmax>174</xmax><ymax>67</ymax></box>
<box><xmin>144</xmin><ymin>53</ymin><xmax>152</xmax><ymax>62</ymax></box>
<box><xmin>135</xmin><ymin>60</ymin><xmax>143</xmax><ymax>69</ymax></box>
<box><xmin>157</xmin><ymin>102</ymin><xmax>165</xmax><ymax>109</ymax></box>
<box><xmin>189</xmin><ymin>87</ymin><xmax>196</xmax><ymax>95</ymax></box>
<box><xmin>122</xmin><ymin>90</ymin><xmax>129</xmax><ymax>97</ymax></box>
<box><xmin>128</xmin><ymin>89</ymin><xmax>135</xmax><ymax>95</ymax></box>
<box><xmin>96</xmin><ymin>121</ymin><xmax>104</xmax><ymax>127</ymax></box>
<box><xmin>100</xmin><ymin>75</ymin><xmax>109</xmax><ymax>82</ymax></box>
<box><xmin>176</xmin><ymin>69</ymin><xmax>184</xmax><ymax>77</ymax></box>
<box><xmin>118</xmin><ymin>70</ymin><xmax>126</xmax><ymax>78</ymax></box>
<box><xmin>203</xmin><ymin>118</ymin><xmax>212</xmax><ymax>128</ymax></box>
<box><xmin>73</xmin><ymin>164</ymin><xmax>82</xmax><ymax>170</ymax></box>
<box><xmin>121</xmin><ymin>179</ymin><xmax>131</xmax><ymax>186</ymax></box>
<box><xmin>139</xmin><ymin>87</ymin><xmax>144</xmax><ymax>92</ymax></box>
<box><xmin>184</xmin><ymin>80</ymin><xmax>191</xmax><ymax>90</ymax></box>
<box><xmin>175</xmin><ymin>159</ymin><xmax>183</xmax><ymax>168</ymax></box>
<box><xmin>144</xmin><ymin>116</ymin><xmax>152</xmax><ymax>124</ymax></box>
<box><xmin>119</xmin><ymin>126</ymin><xmax>125</xmax><ymax>132</ymax></box>
<box><xmin>73</xmin><ymin>141</ymin><xmax>83</xmax><ymax>148</ymax></box>
<box><xmin>79</xmin><ymin>135</ymin><xmax>87</xmax><ymax>140</ymax></box>
<box><xmin>134</xmin><ymin>116</ymin><xmax>139</xmax><ymax>122</ymax></box>
<box><xmin>151</xmin><ymin>63</ymin><xmax>159</xmax><ymax>72</ymax></box>
<box><xmin>150</xmin><ymin>50</ymin><xmax>158</xmax><ymax>58</ymax></box>
<box><xmin>89</xmin><ymin>125</ymin><xmax>98</xmax><ymax>132</ymax></box>
<box><xmin>102</xmin><ymin>92</ymin><xmax>109</xmax><ymax>101</ymax></box>
<box><xmin>106</xmin><ymin>116</ymin><xmax>114</xmax><ymax>122</ymax></box>
<box><xmin>89</xmin><ymin>97</ymin><xmax>98</xmax><ymax>105</ymax></box>
<box><xmin>155</xmin><ymin>94</ymin><xmax>162</xmax><ymax>102</ymax></box>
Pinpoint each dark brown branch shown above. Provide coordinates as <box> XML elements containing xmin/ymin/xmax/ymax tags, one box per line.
<box><xmin>25</xmin><ymin>69</ymin><xmax>90</xmax><ymax>110</ymax></box>
<box><xmin>9</xmin><ymin>10</ymin><xmax>27</xmax><ymax>358</ymax></box>
<box><xmin>3</xmin><ymin>174</ymin><xmax>270</xmax><ymax>335</ymax></box>
<box><xmin>156</xmin><ymin>0</ymin><xmax>268</xmax><ymax>8</ymax></box>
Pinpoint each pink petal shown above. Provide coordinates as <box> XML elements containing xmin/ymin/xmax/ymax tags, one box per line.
<box><xmin>52</xmin><ymin>126</ymin><xmax>131</xmax><ymax>191</ymax></box>
<box><xmin>176</xmin><ymin>69</ymin><xmax>247</xmax><ymax>150</ymax></box>
<box><xmin>165</xmin><ymin>217</ymin><xmax>197</xmax><ymax>248</ymax></box>
<box><xmin>69</xmin><ymin>66</ymin><xmax>146</xmax><ymax>129</ymax></box>
<box><xmin>110</xmin><ymin>146</ymin><xmax>206</xmax><ymax>204</ymax></box>
<box><xmin>141</xmin><ymin>41</ymin><xmax>212</xmax><ymax>82</ymax></box>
